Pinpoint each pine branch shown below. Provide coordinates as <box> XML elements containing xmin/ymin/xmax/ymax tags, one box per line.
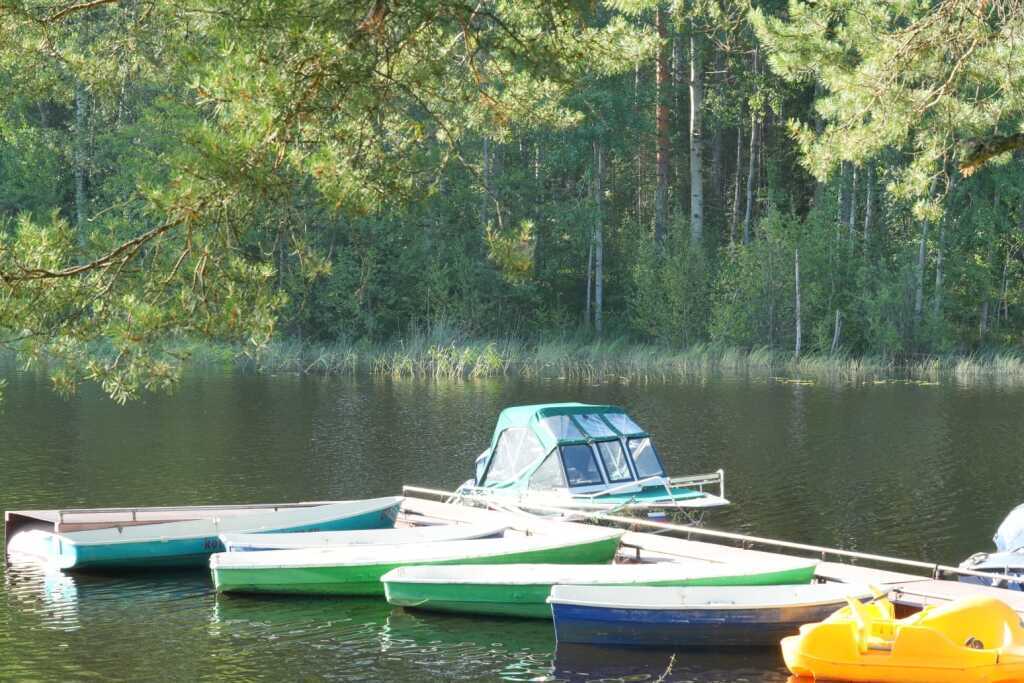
<box><xmin>960</xmin><ymin>133</ymin><xmax>1024</xmax><ymax>176</ymax></box>
<box><xmin>47</xmin><ymin>0</ymin><xmax>120</xmax><ymax>23</ymax></box>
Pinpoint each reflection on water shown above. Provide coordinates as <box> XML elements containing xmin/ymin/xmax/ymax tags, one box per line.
<box><xmin>2</xmin><ymin>368</ymin><xmax>1024</xmax><ymax>680</ymax></box>
<box><xmin>5</xmin><ymin>556</ymin><xmax>81</xmax><ymax>631</ymax></box>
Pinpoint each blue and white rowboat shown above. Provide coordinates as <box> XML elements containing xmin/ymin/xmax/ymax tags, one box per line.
<box><xmin>6</xmin><ymin>497</ymin><xmax>402</xmax><ymax>570</ymax></box>
<box><xmin>548</xmin><ymin>583</ymin><xmax>873</xmax><ymax>648</ymax></box>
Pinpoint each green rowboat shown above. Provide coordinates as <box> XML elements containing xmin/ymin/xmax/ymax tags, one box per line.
<box><xmin>381</xmin><ymin>559</ymin><xmax>818</xmax><ymax>619</ymax></box>
<box><xmin>210</xmin><ymin>529</ymin><xmax>623</xmax><ymax>596</ymax></box>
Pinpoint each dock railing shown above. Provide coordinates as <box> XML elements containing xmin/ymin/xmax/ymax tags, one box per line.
<box><xmin>401</xmin><ymin>485</ymin><xmax>1024</xmax><ymax>587</ymax></box>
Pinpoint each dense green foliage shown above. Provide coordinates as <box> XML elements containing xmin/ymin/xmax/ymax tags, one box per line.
<box><xmin>1</xmin><ymin>0</ymin><xmax>1023</xmax><ymax>399</ymax></box>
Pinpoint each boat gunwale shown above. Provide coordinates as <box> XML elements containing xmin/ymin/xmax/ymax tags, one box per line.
<box><xmin>56</xmin><ymin>497</ymin><xmax>404</xmax><ymax>546</ymax></box>
<box><xmin>218</xmin><ymin>523</ymin><xmax>510</xmax><ymax>550</ymax></box>
<box><xmin>379</xmin><ymin>559</ymin><xmax>818</xmax><ymax>586</ymax></box>
<box><xmin>210</xmin><ymin>530</ymin><xmax>624</xmax><ymax>571</ymax></box>
<box><xmin>547</xmin><ymin>584</ymin><xmax>872</xmax><ymax>610</ymax></box>
<box><xmin>478</xmin><ymin>493</ymin><xmax>730</xmax><ymax>511</ymax></box>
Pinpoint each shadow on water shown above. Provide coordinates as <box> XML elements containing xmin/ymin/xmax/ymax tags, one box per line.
<box><xmin>553</xmin><ymin>643</ymin><xmax>789</xmax><ymax>682</ymax></box>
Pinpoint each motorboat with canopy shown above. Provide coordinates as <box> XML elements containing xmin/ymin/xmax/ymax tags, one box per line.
<box><xmin>454</xmin><ymin>403</ymin><xmax>727</xmax><ymax>521</ymax></box>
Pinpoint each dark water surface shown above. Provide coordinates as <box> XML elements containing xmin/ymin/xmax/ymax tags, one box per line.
<box><xmin>2</xmin><ymin>369</ymin><xmax>1023</xmax><ymax>681</ymax></box>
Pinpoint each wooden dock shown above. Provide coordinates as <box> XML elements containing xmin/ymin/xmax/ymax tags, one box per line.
<box><xmin>7</xmin><ymin>489</ymin><xmax>1024</xmax><ymax>616</ymax></box>
<box><xmin>398</xmin><ymin>491</ymin><xmax>1024</xmax><ymax>616</ymax></box>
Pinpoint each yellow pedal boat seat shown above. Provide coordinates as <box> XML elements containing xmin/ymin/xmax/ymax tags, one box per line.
<box><xmin>782</xmin><ymin>595</ymin><xmax>1024</xmax><ymax>683</ymax></box>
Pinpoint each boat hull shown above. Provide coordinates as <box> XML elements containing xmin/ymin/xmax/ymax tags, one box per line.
<box><xmin>11</xmin><ymin>499</ymin><xmax>401</xmax><ymax>570</ymax></box>
<box><xmin>551</xmin><ymin>601</ymin><xmax>845</xmax><ymax>647</ymax></box>
<box><xmin>383</xmin><ymin>563</ymin><xmax>817</xmax><ymax>620</ymax></box>
<box><xmin>212</xmin><ymin>535</ymin><xmax>621</xmax><ymax>596</ymax></box>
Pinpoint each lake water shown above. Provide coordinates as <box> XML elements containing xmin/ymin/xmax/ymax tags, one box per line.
<box><xmin>2</xmin><ymin>368</ymin><xmax>1023</xmax><ymax>681</ymax></box>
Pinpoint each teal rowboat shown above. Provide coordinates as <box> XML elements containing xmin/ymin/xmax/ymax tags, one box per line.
<box><xmin>381</xmin><ymin>559</ymin><xmax>818</xmax><ymax>619</ymax></box>
<box><xmin>9</xmin><ymin>497</ymin><xmax>402</xmax><ymax>570</ymax></box>
<box><xmin>210</xmin><ymin>529</ymin><xmax>623</xmax><ymax>596</ymax></box>
<box><xmin>220</xmin><ymin>523</ymin><xmax>508</xmax><ymax>552</ymax></box>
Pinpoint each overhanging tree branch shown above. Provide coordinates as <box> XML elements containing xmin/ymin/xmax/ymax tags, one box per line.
<box><xmin>46</xmin><ymin>0</ymin><xmax>120</xmax><ymax>23</ymax></box>
<box><xmin>1</xmin><ymin>211</ymin><xmax>195</xmax><ymax>282</ymax></box>
<box><xmin>960</xmin><ymin>133</ymin><xmax>1024</xmax><ymax>176</ymax></box>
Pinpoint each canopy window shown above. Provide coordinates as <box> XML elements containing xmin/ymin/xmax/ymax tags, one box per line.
<box><xmin>560</xmin><ymin>444</ymin><xmax>604</xmax><ymax>487</ymax></box>
<box><xmin>627</xmin><ymin>437</ymin><xmax>666</xmax><ymax>478</ymax></box>
<box><xmin>575</xmin><ymin>413</ymin><xmax>617</xmax><ymax>439</ymax></box>
<box><xmin>482</xmin><ymin>427</ymin><xmax>546</xmax><ymax>485</ymax></box>
<box><xmin>604</xmin><ymin>412</ymin><xmax>645</xmax><ymax>436</ymax></box>
<box><xmin>528</xmin><ymin>452</ymin><xmax>567</xmax><ymax>490</ymax></box>
<box><xmin>538</xmin><ymin>415</ymin><xmax>584</xmax><ymax>443</ymax></box>
<box><xmin>596</xmin><ymin>440</ymin><xmax>633</xmax><ymax>483</ymax></box>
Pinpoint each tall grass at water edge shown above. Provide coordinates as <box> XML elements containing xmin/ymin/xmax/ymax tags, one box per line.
<box><xmin>198</xmin><ymin>333</ymin><xmax>1024</xmax><ymax>385</ymax></box>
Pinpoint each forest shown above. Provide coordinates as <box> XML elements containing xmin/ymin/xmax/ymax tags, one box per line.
<box><xmin>2</xmin><ymin>1</ymin><xmax>1024</xmax><ymax>398</ymax></box>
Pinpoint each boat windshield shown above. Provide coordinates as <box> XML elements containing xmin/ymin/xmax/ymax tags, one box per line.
<box><xmin>627</xmin><ymin>437</ymin><xmax>666</xmax><ymax>478</ymax></box>
<box><xmin>596</xmin><ymin>440</ymin><xmax>633</xmax><ymax>483</ymax></box>
<box><xmin>560</xmin><ymin>444</ymin><xmax>604</xmax><ymax>487</ymax></box>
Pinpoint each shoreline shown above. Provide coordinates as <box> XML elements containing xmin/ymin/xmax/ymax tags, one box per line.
<box><xmin>190</xmin><ymin>337</ymin><xmax>1024</xmax><ymax>385</ymax></box>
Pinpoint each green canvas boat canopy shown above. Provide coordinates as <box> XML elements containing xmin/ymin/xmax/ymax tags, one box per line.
<box><xmin>473</xmin><ymin>403</ymin><xmax>667</xmax><ymax>492</ymax></box>
<box><xmin>487</xmin><ymin>403</ymin><xmax>647</xmax><ymax>453</ymax></box>
<box><xmin>461</xmin><ymin>402</ymin><xmax>728</xmax><ymax>517</ymax></box>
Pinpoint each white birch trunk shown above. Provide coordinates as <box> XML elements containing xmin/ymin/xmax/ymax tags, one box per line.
<box><xmin>689</xmin><ymin>31</ymin><xmax>704</xmax><ymax>244</ymax></box>
<box><xmin>74</xmin><ymin>82</ymin><xmax>88</xmax><ymax>238</ymax></box>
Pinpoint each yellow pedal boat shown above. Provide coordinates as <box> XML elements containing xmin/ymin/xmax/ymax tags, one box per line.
<box><xmin>782</xmin><ymin>594</ymin><xmax>1024</xmax><ymax>683</ymax></box>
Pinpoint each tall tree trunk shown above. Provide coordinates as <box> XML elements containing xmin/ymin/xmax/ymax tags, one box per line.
<box><xmin>863</xmin><ymin>163</ymin><xmax>874</xmax><ymax>248</ymax></box>
<box><xmin>480</xmin><ymin>137</ymin><xmax>491</xmax><ymax>230</ymax></box>
<box><xmin>998</xmin><ymin>256</ymin><xmax>1009</xmax><ymax>328</ymax></box>
<box><xmin>689</xmin><ymin>30</ymin><xmax>704</xmax><ymax>245</ymax></box>
<box><xmin>934</xmin><ymin>167</ymin><xmax>955</xmax><ymax>317</ymax></box>
<box><xmin>672</xmin><ymin>24</ymin><xmax>686</xmax><ymax>215</ymax></box>
<box><xmin>635</xmin><ymin>60</ymin><xmax>643</xmax><ymax>225</ymax></box>
<box><xmin>794</xmin><ymin>247</ymin><xmax>802</xmax><ymax>358</ymax></box>
<box><xmin>743</xmin><ymin>110</ymin><xmax>759</xmax><ymax>244</ymax></box>
<box><xmin>837</xmin><ymin>161</ymin><xmax>850</xmax><ymax>227</ymax></box>
<box><xmin>709</xmin><ymin>46</ymin><xmax>725</xmax><ymax>222</ymax></box>
<box><xmin>847</xmin><ymin>165</ymin><xmax>858</xmax><ymax>237</ymax></box>
<box><xmin>593</xmin><ymin>139</ymin><xmax>605</xmax><ymax>336</ymax></box>
<box><xmin>812</xmin><ymin>81</ymin><xmax>825</xmax><ymax>208</ymax></box>
<box><xmin>74</xmin><ymin>81</ymin><xmax>88</xmax><ymax>239</ymax></box>
<box><xmin>831</xmin><ymin>310</ymin><xmax>843</xmax><ymax>353</ymax></box>
<box><xmin>584</xmin><ymin>240</ymin><xmax>593</xmax><ymax>327</ymax></box>
<box><xmin>914</xmin><ymin>220</ymin><xmax>929</xmax><ymax>324</ymax></box>
<box><xmin>743</xmin><ymin>50</ymin><xmax>759</xmax><ymax>244</ymax></box>
<box><xmin>934</xmin><ymin>225</ymin><xmax>945</xmax><ymax>317</ymax></box>
<box><xmin>730</xmin><ymin>123</ymin><xmax>743</xmax><ymax>244</ymax></box>
<box><xmin>654</xmin><ymin>5</ymin><xmax>670</xmax><ymax>243</ymax></box>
